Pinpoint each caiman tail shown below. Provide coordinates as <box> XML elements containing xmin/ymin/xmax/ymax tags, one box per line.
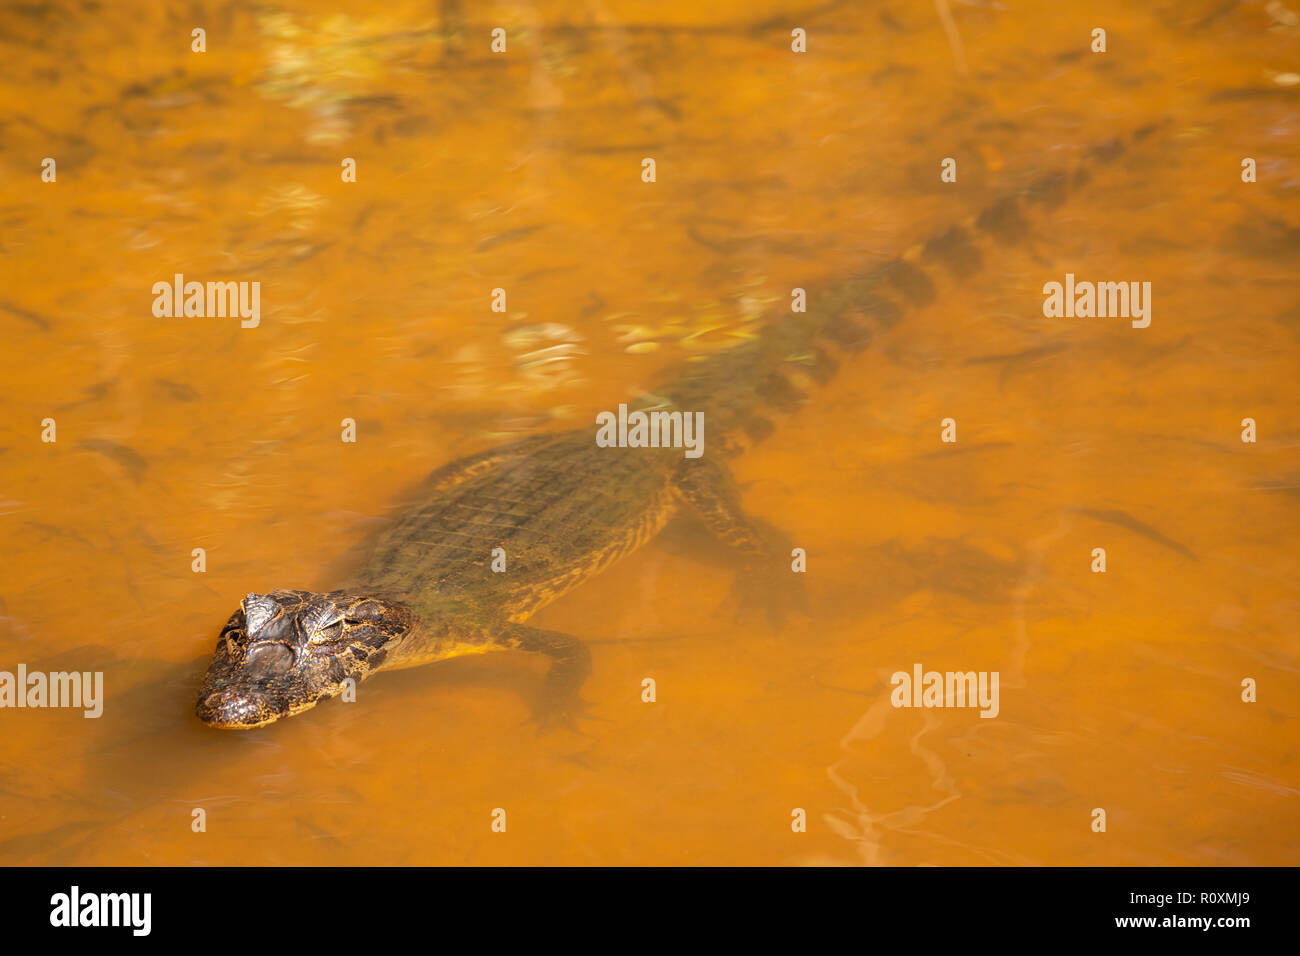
<box><xmin>646</xmin><ymin>122</ymin><xmax>1169</xmax><ymax>457</ymax></box>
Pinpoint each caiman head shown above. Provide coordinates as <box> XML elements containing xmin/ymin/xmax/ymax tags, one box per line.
<box><xmin>196</xmin><ymin>589</ymin><xmax>415</xmax><ymax>729</ymax></box>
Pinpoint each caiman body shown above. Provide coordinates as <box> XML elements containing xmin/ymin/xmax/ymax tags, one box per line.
<box><xmin>196</xmin><ymin>125</ymin><xmax>1159</xmax><ymax>729</ymax></box>
<box><xmin>196</xmin><ymin>432</ymin><xmax>727</xmax><ymax>728</ymax></box>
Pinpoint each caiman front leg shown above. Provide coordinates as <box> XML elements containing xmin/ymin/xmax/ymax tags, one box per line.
<box><xmin>673</xmin><ymin>457</ymin><xmax>806</xmax><ymax>626</ymax></box>
<box><xmin>499</xmin><ymin>622</ymin><xmax>593</xmax><ymax>733</ymax></box>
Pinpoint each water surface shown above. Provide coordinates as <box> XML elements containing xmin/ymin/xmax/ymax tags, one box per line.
<box><xmin>0</xmin><ymin>0</ymin><xmax>1297</xmax><ymax>865</ymax></box>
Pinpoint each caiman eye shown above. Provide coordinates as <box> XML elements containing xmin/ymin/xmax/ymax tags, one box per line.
<box><xmin>222</xmin><ymin>622</ymin><xmax>244</xmax><ymax>654</ymax></box>
<box><xmin>348</xmin><ymin>600</ymin><xmax>385</xmax><ymax>622</ymax></box>
<box><xmin>311</xmin><ymin>620</ymin><xmax>345</xmax><ymax>644</ymax></box>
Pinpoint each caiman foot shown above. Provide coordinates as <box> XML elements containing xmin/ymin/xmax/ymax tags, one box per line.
<box><xmin>676</xmin><ymin>457</ymin><xmax>809</xmax><ymax>629</ymax></box>
<box><xmin>723</xmin><ymin>553</ymin><xmax>810</xmax><ymax>629</ymax></box>
<box><xmin>526</xmin><ymin>692</ymin><xmax>604</xmax><ymax>737</ymax></box>
<box><xmin>500</xmin><ymin>623</ymin><xmax>601</xmax><ymax>735</ymax></box>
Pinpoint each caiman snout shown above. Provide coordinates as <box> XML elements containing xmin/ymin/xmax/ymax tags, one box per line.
<box><xmin>196</xmin><ymin>685</ymin><xmax>284</xmax><ymax>729</ymax></box>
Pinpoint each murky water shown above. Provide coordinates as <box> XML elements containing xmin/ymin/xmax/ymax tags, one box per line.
<box><xmin>1</xmin><ymin>0</ymin><xmax>1297</xmax><ymax>865</ymax></box>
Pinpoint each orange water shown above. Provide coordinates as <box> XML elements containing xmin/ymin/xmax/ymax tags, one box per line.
<box><xmin>0</xmin><ymin>0</ymin><xmax>1297</xmax><ymax>865</ymax></box>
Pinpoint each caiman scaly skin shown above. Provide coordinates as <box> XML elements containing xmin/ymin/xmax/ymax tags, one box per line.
<box><xmin>196</xmin><ymin>126</ymin><xmax>1161</xmax><ymax>729</ymax></box>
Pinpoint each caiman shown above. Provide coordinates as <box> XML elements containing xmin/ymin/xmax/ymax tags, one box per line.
<box><xmin>195</xmin><ymin>123</ymin><xmax>1162</xmax><ymax>729</ymax></box>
